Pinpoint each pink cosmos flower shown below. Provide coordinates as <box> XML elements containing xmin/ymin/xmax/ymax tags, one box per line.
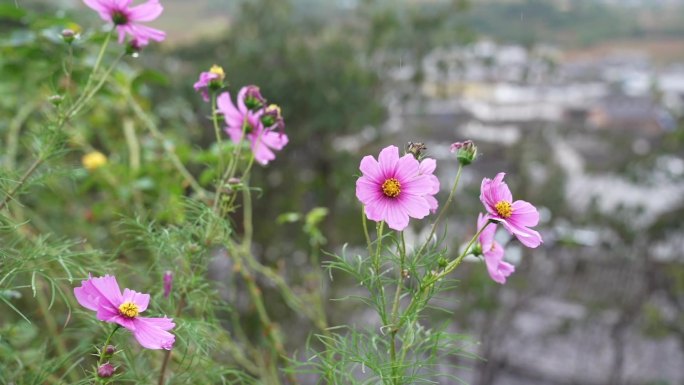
<box><xmin>74</xmin><ymin>274</ymin><xmax>175</xmax><ymax>350</ymax></box>
<box><xmin>356</xmin><ymin>145</ymin><xmax>437</xmax><ymax>231</ymax></box>
<box><xmin>216</xmin><ymin>89</ymin><xmax>288</xmax><ymax>166</ymax></box>
<box><xmin>477</xmin><ymin>213</ymin><xmax>514</xmax><ymax>284</ymax></box>
<box><xmin>83</xmin><ymin>0</ymin><xmax>166</xmax><ymax>46</ymax></box>
<box><xmin>480</xmin><ymin>172</ymin><xmax>542</xmax><ymax>248</ymax></box>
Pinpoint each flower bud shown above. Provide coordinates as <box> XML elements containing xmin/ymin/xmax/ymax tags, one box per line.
<box><xmin>450</xmin><ymin>140</ymin><xmax>477</xmax><ymax>166</ymax></box>
<box><xmin>209</xmin><ymin>65</ymin><xmax>225</xmax><ymax>84</ymax></box>
<box><xmin>125</xmin><ymin>38</ymin><xmax>144</xmax><ymax>57</ymax></box>
<box><xmin>82</xmin><ymin>151</ymin><xmax>108</xmax><ymax>171</ymax></box>
<box><xmin>61</xmin><ymin>29</ymin><xmax>76</xmax><ymax>44</ymax></box>
<box><xmin>163</xmin><ymin>271</ymin><xmax>173</xmax><ymax>298</ymax></box>
<box><xmin>104</xmin><ymin>345</ymin><xmax>117</xmax><ymax>356</ymax></box>
<box><xmin>97</xmin><ymin>362</ymin><xmax>115</xmax><ymax>378</ymax></box>
<box><xmin>260</xmin><ymin>104</ymin><xmax>285</xmax><ymax>131</ymax></box>
<box><xmin>405</xmin><ymin>142</ymin><xmax>427</xmax><ymax>159</ymax></box>
<box><xmin>243</xmin><ymin>85</ymin><xmax>265</xmax><ymax>110</ymax></box>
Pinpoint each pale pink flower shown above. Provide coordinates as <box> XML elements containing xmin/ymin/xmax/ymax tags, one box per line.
<box><xmin>216</xmin><ymin>89</ymin><xmax>288</xmax><ymax>166</ymax></box>
<box><xmin>356</xmin><ymin>145</ymin><xmax>437</xmax><ymax>231</ymax></box>
<box><xmin>83</xmin><ymin>0</ymin><xmax>166</xmax><ymax>46</ymax></box>
<box><xmin>477</xmin><ymin>213</ymin><xmax>514</xmax><ymax>284</ymax></box>
<box><xmin>480</xmin><ymin>172</ymin><xmax>542</xmax><ymax>248</ymax></box>
<box><xmin>74</xmin><ymin>274</ymin><xmax>175</xmax><ymax>350</ymax></box>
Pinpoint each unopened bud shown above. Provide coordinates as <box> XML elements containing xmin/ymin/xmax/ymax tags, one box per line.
<box><xmin>61</xmin><ymin>29</ymin><xmax>76</xmax><ymax>44</ymax></box>
<box><xmin>125</xmin><ymin>39</ymin><xmax>144</xmax><ymax>57</ymax></box>
<box><xmin>260</xmin><ymin>104</ymin><xmax>284</xmax><ymax>131</ymax></box>
<box><xmin>405</xmin><ymin>142</ymin><xmax>427</xmax><ymax>159</ymax></box>
<box><xmin>243</xmin><ymin>85</ymin><xmax>265</xmax><ymax>110</ymax></box>
<box><xmin>104</xmin><ymin>345</ymin><xmax>116</xmax><ymax>356</ymax></box>
<box><xmin>163</xmin><ymin>271</ymin><xmax>173</xmax><ymax>299</ymax></box>
<box><xmin>450</xmin><ymin>140</ymin><xmax>477</xmax><ymax>166</ymax></box>
<box><xmin>97</xmin><ymin>362</ymin><xmax>115</xmax><ymax>378</ymax></box>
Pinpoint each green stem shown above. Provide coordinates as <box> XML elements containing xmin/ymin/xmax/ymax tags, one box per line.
<box><xmin>362</xmin><ymin>206</ymin><xmax>372</xmax><ymax>258</ymax></box>
<box><xmin>388</xmin><ymin>231</ymin><xmax>406</xmax><ymax>384</ymax></box>
<box><xmin>211</xmin><ymin>92</ymin><xmax>225</xmax><ymax>172</ymax></box>
<box><xmin>94</xmin><ymin>325</ymin><xmax>120</xmax><ymax>383</ymax></box>
<box><xmin>66</xmin><ymin>29</ymin><xmax>114</xmax><ymax>118</ymax></box>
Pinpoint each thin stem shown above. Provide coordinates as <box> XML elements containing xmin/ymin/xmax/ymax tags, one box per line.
<box><xmin>362</xmin><ymin>206</ymin><xmax>373</xmax><ymax>258</ymax></box>
<box><xmin>68</xmin><ymin>53</ymin><xmax>124</xmax><ymax>119</ymax></box>
<box><xmin>389</xmin><ymin>231</ymin><xmax>406</xmax><ymax>384</ymax></box>
<box><xmin>211</xmin><ymin>92</ymin><xmax>225</xmax><ymax>172</ymax></box>
<box><xmin>66</xmin><ymin>29</ymin><xmax>114</xmax><ymax>118</ymax></box>
<box><xmin>0</xmin><ymin>157</ymin><xmax>42</xmax><ymax>211</ymax></box>
<box><xmin>428</xmin><ymin>222</ymin><xmax>490</xmax><ymax>285</ymax></box>
<box><xmin>415</xmin><ymin>164</ymin><xmax>463</xmax><ymax>260</ymax></box>
<box><xmin>123</xmin><ymin>87</ymin><xmax>209</xmax><ymax>198</ymax></box>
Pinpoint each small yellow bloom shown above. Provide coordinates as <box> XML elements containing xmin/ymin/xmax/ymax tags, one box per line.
<box><xmin>209</xmin><ymin>65</ymin><xmax>225</xmax><ymax>81</ymax></box>
<box><xmin>82</xmin><ymin>151</ymin><xmax>108</xmax><ymax>171</ymax></box>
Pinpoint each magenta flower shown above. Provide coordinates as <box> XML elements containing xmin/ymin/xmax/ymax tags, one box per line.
<box><xmin>480</xmin><ymin>172</ymin><xmax>542</xmax><ymax>248</ymax></box>
<box><xmin>356</xmin><ymin>145</ymin><xmax>437</xmax><ymax>231</ymax></box>
<box><xmin>74</xmin><ymin>275</ymin><xmax>175</xmax><ymax>350</ymax></box>
<box><xmin>477</xmin><ymin>213</ymin><xmax>514</xmax><ymax>284</ymax></box>
<box><xmin>217</xmin><ymin>89</ymin><xmax>288</xmax><ymax>166</ymax></box>
<box><xmin>83</xmin><ymin>0</ymin><xmax>166</xmax><ymax>46</ymax></box>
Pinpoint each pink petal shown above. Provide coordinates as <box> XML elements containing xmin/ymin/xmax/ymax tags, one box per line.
<box><xmin>132</xmin><ymin>317</ymin><xmax>176</xmax><ymax>350</ymax></box>
<box><xmin>259</xmin><ymin>131</ymin><xmax>288</xmax><ymax>151</ymax></box>
<box><xmin>356</xmin><ymin>177</ymin><xmax>382</xmax><ymax>205</ymax></box>
<box><xmin>424</xmin><ymin>195</ymin><xmax>438</xmax><ymax>213</ymax></box>
<box><xmin>74</xmin><ymin>277</ymin><xmax>101</xmax><ymax>312</ymax></box>
<box><xmin>88</xmin><ymin>275</ymin><xmax>123</xmax><ymax>309</ymax></box>
<box><xmin>397</xmin><ymin>194</ymin><xmax>430</xmax><ymax>220</ymax></box>
<box><xmin>127</xmin><ymin>0</ymin><xmax>163</xmax><ymax>22</ymax></box>
<box><xmin>501</xmin><ymin>220</ymin><xmax>542</xmax><ymax>248</ymax></box>
<box><xmin>385</xmin><ymin>202</ymin><xmax>410</xmax><ymax>231</ymax></box>
<box><xmin>510</xmin><ymin>200</ymin><xmax>540</xmax><ymax>227</ymax></box>
<box><xmin>122</xmin><ymin>288</ymin><xmax>150</xmax><ymax>313</ymax></box>
<box><xmin>83</xmin><ymin>0</ymin><xmax>113</xmax><ymax>21</ymax></box>
<box><xmin>359</xmin><ymin>155</ymin><xmax>382</xmax><ymax>183</ymax></box>
<box><xmin>377</xmin><ymin>145</ymin><xmax>399</xmax><ymax>178</ymax></box>
<box><xmin>400</xmin><ymin>174</ymin><xmax>434</xmax><ymax>196</ymax></box>
<box><xmin>394</xmin><ymin>154</ymin><xmax>420</xmax><ymax>182</ymax></box>
<box><xmin>127</xmin><ymin>24</ymin><xmax>166</xmax><ymax>43</ymax></box>
<box><xmin>419</xmin><ymin>158</ymin><xmax>436</xmax><ymax>174</ymax></box>
<box><xmin>251</xmin><ymin>137</ymin><xmax>276</xmax><ymax>165</ymax></box>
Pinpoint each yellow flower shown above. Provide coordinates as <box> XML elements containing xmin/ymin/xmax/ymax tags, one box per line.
<box><xmin>82</xmin><ymin>151</ymin><xmax>108</xmax><ymax>171</ymax></box>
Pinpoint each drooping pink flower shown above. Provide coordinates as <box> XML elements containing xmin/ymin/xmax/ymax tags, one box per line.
<box><xmin>216</xmin><ymin>89</ymin><xmax>288</xmax><ymax>166</ymax></box>
<box><xmin>74</xmin><ymin>275</ymin><xmax>175</xmax><ymax>350</ymax></box>
<box><xmin>418</xmin><ymin>157</ymin><xmax>440</xmax><ymax>213</ymax></box>
<box><xmin>356</xmin><ymin>145</ymin><xmax>437</xmax><ymax>231</ymax></box>
<box><xmin>193</xmin><ymin>65</ymin><xmax>225</xmax><ymax>102</ymax></box>
<box><xmin>480</xmin><ymin>172</ymin><xmax>542</xmax><ymax>248</ymax></box>
<box><xmin>477</xmin><ymin>213</ymin><xmax>514</xmax><ymax>284</ymax></box>
<box><xmin>83</xmin><ymin>0</ymin><xmax>166</xmax><ymax>46</ymax></box>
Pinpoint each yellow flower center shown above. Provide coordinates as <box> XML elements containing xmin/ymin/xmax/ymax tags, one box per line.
<box><xmin>118</xmin><ymin>301</ymin><xmax>139</xmax><ymax>318</ymax></box>
<box><xmin>381</xmin><ymin>178</ymin><xmax>401</xmax><ymax>198</ymax></box>
<box><xmin>495</xmin><ymin>201</ymin><xmax>513</xmax><ymax>219</ymax></box>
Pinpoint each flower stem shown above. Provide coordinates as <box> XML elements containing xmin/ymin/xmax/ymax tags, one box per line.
<box><xmin>389</xmin><ymin>231</ymin><xmax>407</xmax><ymax>384</ymax></box>
<box><xmin>211</xmin><ymin>92</ymin><xmax>225</xmax><ymax>172</ymax></box>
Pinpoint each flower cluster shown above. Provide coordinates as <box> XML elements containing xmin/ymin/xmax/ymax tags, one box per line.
<box><xmin>83</xmin><ymin>0</ymin><xmax>166</xmax><ymax>48</ymax></box>
<box><xmin>216</xmin><ymin>86</ymin><xmax>288</xmax><ymax>166</ymax></box>
<box><xmin>356</xmin><ymin>143</ymin><xmax>543</xmax><ymax>284</ymax></box>
<box><xmin>74</xmin><ymin>274</ymin><xmax>175</xmax><ymax>350</ymax></box>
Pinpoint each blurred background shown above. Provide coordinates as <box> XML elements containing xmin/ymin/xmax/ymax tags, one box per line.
<box><xmin>3</xmin><ymin>0</ymin><xmax>684</xmax><ymax>384</ymax></box>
